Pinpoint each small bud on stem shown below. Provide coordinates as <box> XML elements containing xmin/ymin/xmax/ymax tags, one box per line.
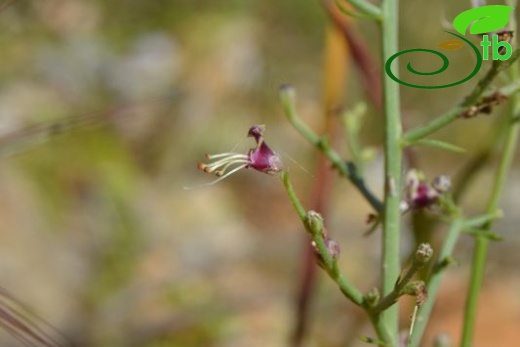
<box><xmin>414</xmin><ymin>243</ymin><xmax>434</xmax><ymax>267</ymax></box>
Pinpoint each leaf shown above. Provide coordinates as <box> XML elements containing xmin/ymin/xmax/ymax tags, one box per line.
<box><xmin>412</xmin><ymin>139</ymin><xmax>466</xmax><ymax>153</ymax></box>
<box><xmin>437</xmin><ymin>39</ymin><xmax>464</xmax><ymax>50</ymax></box>
<box><xmin>453</xmin><ymin>5</ymin><xmax>514</xmax><ymax>35</ymax></box>
<box><xmin>463</xmin><ymin>227</ymin><xmax>503</xmax><ymax>241</ymax></box>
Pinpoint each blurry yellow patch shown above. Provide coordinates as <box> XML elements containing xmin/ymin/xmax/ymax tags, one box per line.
<box><xmin>437</xmin><ymin>40</ymin><xmax>465</xmax><ymax>50</ymax></box>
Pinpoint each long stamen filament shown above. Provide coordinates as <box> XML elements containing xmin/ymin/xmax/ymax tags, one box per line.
<box><xmin>205</xmin><ymin>152</ymin><xmax>249</xmax><ymax>160</ymax></box>
<box><xmin>215</xmin><ymin>159</ymin><xmax>250</xmax><ymax>176</ymax></box>
<box><xmin>196</xmin><ymin>163</ymin><xmax>249</xmax><ymax>188</ymax></box>
<box><xmin>199</xmin><ymin>153</ymin><xmax>249</xmax><ymax>172</ymax></box>
<box><xmin>208</xmin><ymin>156</ymin><xmax>249</xmax><ymax>169</ymax></box>
<box><xmin>201</xmin><ymin>157</ymin><xmax>250</xmax><ymax>173</ymax></box>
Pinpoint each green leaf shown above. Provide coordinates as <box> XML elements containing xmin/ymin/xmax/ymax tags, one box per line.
<box><xmin>410</xmin><ymin>139</ymin><xmax>466</xmax><ymax>153</ymax></box>
<box><xmin>453</xmin><ymin>5</ymin><xmax>514</xmax><ymax>35</ymax></box>
<box><xmin>463</xmin><ymin>227</ymin><xmax>503</xmax><ymax>241</ymax></box>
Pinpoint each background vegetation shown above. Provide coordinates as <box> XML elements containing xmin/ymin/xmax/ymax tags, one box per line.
<box><xmin>0</xmin><ymin>0</ymin><xmax>518</xmax><ymax>346</ymax></box>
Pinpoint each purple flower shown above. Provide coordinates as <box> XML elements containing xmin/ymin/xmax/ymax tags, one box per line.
<box><xmin>401</xmin><ymin>169</ymin><xmax>451</xmax><ymax>212</ymax></box>
<box><xmin>197</xmin><ymin>125</ymin><xmax>282</xmax><ymax>186</ymax></box>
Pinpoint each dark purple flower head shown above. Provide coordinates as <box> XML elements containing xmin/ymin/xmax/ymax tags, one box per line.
<box><xmin>413</xmin><ymin>182</ymin><xmax>438</xmax><ymax>208</ymax></box>
<box><xmin>402</xmin><ymin>169</ymin><xmax>451</xmax><ymax>212</ymax></box>
<box><xmin>247</xmin><ymin>141</ymin><xmax>282</xmax><ymax>174</ymax></box>
<box><xmin>246</xmin><ymin>125</ymin><xmax>282</xmax><ymax>173</ymax></box>
<box><xmin>196</xmin><ymin>125</ymin><xmax>282</xmax><ymax>186</ymax></box>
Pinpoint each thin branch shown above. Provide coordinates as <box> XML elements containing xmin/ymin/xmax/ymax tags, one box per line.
<box><xmin>408</xmin><ymin>217</ymin><xmax>465</xmax><ymax>347</ymax></box>
<box><xmin>279</xmin><ymin>85</ymin><xmax>383</xmax><ymax>212</ymax></box>
<box><xmin>281</xmin><ymin>171</ymin><xmax>365</xmax><ymax>305</ymax></box>
<box><xmin>403</xmin><ymin>50</ymin><xmax>520</xmax><ymax>143</ymax></box>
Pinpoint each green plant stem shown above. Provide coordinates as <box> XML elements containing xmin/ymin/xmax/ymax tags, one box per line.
<box><xmin>281</xmin><ymin>171</ymin><xmax>364</xmax><ymax>306</ymax></box>
<box><xmin>403</xmin><ymin>51</ymin><xmax>520</xmax><ymax>143</ymax></box>
<box><xmin>283</xmin><ymin>169</ymin><xmax>393</xmax><ymax>344</ymax></box>
<box><xmin>379</xmin><ymin>0</ymin><xmax>402</xmax><ymax>342</ymax></box>
<box><xmin>373</xmin><ymin>260</ymin><xmax>420</xmax><ymax>314</ymax></box>
<box><xmin>460</xmin><ymin>7</ymin><xmax>520</xmax><ymax>344</ymax></box>
<box><xmin>279</xmin><ymin>86</ymin><xmax>383</xmax><ymax>212</ymax></box>
<box><xmin>368</xmin><ymin>315</ymin><xmax>393</xmax><ymax>347</ymax></box>
<box><xmin>408</xmin><ymin>216</ymin><xmax>464</xmax><ymax>347</ymax></box>
<box><xmin>460</xmin><ymin>90</ymin><xmax>520</xmax><ymax>347</ymax></box>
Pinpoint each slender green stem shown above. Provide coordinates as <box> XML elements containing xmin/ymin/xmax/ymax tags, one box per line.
<box><xmin>379</xmin><ymin>0</ymin><xmax>402</xmax><ymax>342</ymax></box>
<box><xmin>374</xmin><ymin>244</ymin><xmax>433</xmax><ymax>317</ymax></box>
<box><xmin>373</xmin><ymin>262</ymin><xmax>418</xmax><ymax>314</ymax></box>
<box><xmin>279</xmin><ymin>85</ymin><xmax>383</xmax><ymax>212</ymax></box>
<box><xmin>460</xmin><ymin>94</ymin><xmax>520</xmax><ymax>347</ymax></box>
<box><xmin>368</xmin><ymin>315</ymin><xmax>394</xmax><ymax>347</ymax></box>
<box><xmin>403</xmin><ymin>51</ymin><xmax>520</xmax><ymax>143</ymax></box>
<box><xmin>460</xmin><ymin>236</ymin><xmax>487</xmax><ymax>347</ymax></box>
<box><xmin>460</xmin><ymin>8</ymin><xmax>520</xmax><ymax>344</ymax></box>
<box><xmin>281</xmin><ymin>171</ymin><xmax>365</xmax><ymax>306</ymax></box>
<box><xmin>408</xmin><ymin>216</ymin><xmax>464</xmax><ymax>347</ymax></box>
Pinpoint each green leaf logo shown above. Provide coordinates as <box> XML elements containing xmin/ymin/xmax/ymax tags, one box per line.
<box><xmin>453</xmin><ymin>5</ymin><xmax>514</xmax><ymax>35</ymax></box>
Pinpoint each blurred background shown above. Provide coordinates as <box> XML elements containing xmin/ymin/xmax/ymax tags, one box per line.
<box><xmin>0</xmin><ymin>0</ymin><xmax>519</xmax><ymax>346</ymax></box>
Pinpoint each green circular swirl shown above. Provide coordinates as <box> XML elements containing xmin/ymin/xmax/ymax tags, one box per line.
<box><xmin>384</xmin><ymin>31</ymin><xmax>482</xmax><ymax>89</ymax></box>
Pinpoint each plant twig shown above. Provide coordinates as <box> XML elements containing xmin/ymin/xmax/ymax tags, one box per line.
<box><xmin>460</xmin><ymin>4</ymin><xmax>520</xmax><ymax>344</ymax></box>
<box><xmin>291</xmin><ymin>24</ymin><xmax>347</xmax><ymax>347</ymax></box>
<box><xmin>372</xmin><ymin>244</ymin><xmax>433</xmax><ymax>314</ymax></box>
<box><xmin>403</xmin><ymin>50</ymin><xmax>520</xmax><ymax>143</ymax></box>
<box><xmin>279</xmin><ymin>85</ymin><xmax>383</xmax><ymax>213</ymax></box>
<box><xmin>407</xmin><ymin>216</ymin><xmax>464</xmax><ymax>347</ymax></box>
<box><xmin>281</xmin><ymin>171</ymin><xmax>365</xmax><ymax>305</ymax></box>
<box><xmin>460</xmin><ymin>72</ymin><xmax>520</xmax><ymax>347</ymax></box>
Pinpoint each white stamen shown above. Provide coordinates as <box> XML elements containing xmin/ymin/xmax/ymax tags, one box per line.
<box><xmin>203</xmin><ymin>157</ymin><xmax>250</xmax><ymax>173</ymax></box>
<box><xmin>215</xmin><ymin>159</ymin><xmax>249</xmax><ymax>176</ymax></box>
<box><xmin>199</xmin><ymin>154</ymin><xmax>249</xmax><ymax>172</ymax></box>
<box><xmin>408</xmin><ymin>304</ymin><xmax>420</xmax><ymax>340</ymax></box>
<box><xmin>183</xmin><ymin>163</ymin><xmax>249</xmax><ymax>190</ymax></box>
<box><xmin>206</xmin><ymin>152</ymin><xmax>249</xmax><ymax>160</ymax></box>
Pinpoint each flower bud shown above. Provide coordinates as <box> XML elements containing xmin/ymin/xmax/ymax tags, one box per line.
<box><xmin>404</xmin><ymin>169</ymin><xmax>439</xmax><ymax>209</ymax></box>
<box><xmin>324</xmin><ymin>238</ymin><xmax>340</xmax><ymax>259</ymax></box>
<box><xmin>311</xmin><ymin>237</ymin><xmax>340</xmax><ymax>268</ymax></box>
<box><xmin>307</xmin><ymin>210</ymin><xmax>324</xmax><ymax>236</ymax></box>
<box><xmin>432</xmin><ymin>175</ymin><xmax>451</xmax><ymax>193</ymax></box>
<box><xmin>365</xmin><ymin>288</ymin><xmax>380</xmax><ymax>307</ymax></box>
<box><xmin>403</xmin><ymin>280</ymin><xmax>427</xmax><ymax>306</ymax></box>
<box><xmin>403</xmin><ymin>169</ymin><xmax>453</xmax><ymax>211</ymax></box>
<box><xmin>415</xmin><ymin>243</ymin><xmax>433</xmax><ymax>267</ymax></box>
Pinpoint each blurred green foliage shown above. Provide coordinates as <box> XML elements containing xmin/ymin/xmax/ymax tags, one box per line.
<box><xmin>0</xmin><ymin>0</ymin><xmax>518</xmax><ymax>346</ymax></box>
